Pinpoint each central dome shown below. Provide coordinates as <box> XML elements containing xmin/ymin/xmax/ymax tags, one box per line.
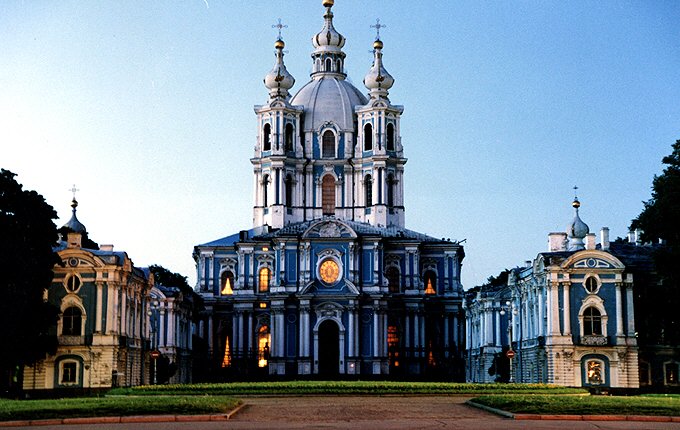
<box><xmin>290</xmin><ymin>76</ymin><xmax>367</xmax><ymax>131</ymax></box>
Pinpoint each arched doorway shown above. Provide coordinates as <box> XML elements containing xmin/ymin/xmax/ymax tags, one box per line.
<box><xmin>318</xmin><ymin>319</ymin><xmax>340</xmax><ymax>376</ymax></box>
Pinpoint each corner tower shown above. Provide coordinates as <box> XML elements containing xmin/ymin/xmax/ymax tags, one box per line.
<box><xmin>253</xmin><ymin>0</ymin><xmax>405</xmax><ymax>228</ymax></box>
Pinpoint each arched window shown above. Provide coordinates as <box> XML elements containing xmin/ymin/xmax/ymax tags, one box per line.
<box><xmin>386</xmin><ymin>266</ymin><xmax>400</xmax><ymax>293</ymax></box>
<box><xmin>363</xmin><ymin>123</ymin><xmax>373</xmax><ymax>151</ymax></box>
<box><xmin>322</xmin><ymin>175</ymin><xmax>335</xmax><ymax>215</ymax></box>
<box><xmin>583</xmin><ymin>307</ymin><xmax>602</xmax><ymax>335</ymax></box>
<box><xmin>263</xmin><ymin>123</ymin><xmax>271</xmax><ymax>151</ymax></box>
<box><xmin>387</xmin><ymin>173</ymin><xmax>395</xmax><ymax>207</ymax></box>
<box><xmin>62</xmin><ymin>307</ymin><xmax>82</xmax><ymax>336</ymax></box>
<box><xmin>258</xmin><ymin>267</ymin><xmax>271</xmax><ymax>293</ymax></box>
<box><xmin>262</xmin><ymin>174</ymin><xmax>270</xmax><ymax>207</ymax></box>
<box><xmin>285</xmin><ymin>174</ymin><xmax>293</xmax><ymax>208</ymax></box>
<box><xmin>424</xmin><ymin>271</ymin><xmax>437</xmax><ymax>295</ymax></box>
<box><xmin>65</xmin><ymin>274</ymin><xmax>81</xmax><ymax>292</ymax></box>
<box><xmin>325</xmin><ymin>58</ymin><xmax>332</xmax><ymax>72</ymax></box>
<box><xmin>285</xmin><ymin>123</ymin><xmax>294</xmax><ymax>152</ymax></box>
<box><xmin>386</xmin><ymin>123</ymin><xmax>395</xmax><ymax>151</ymax></box>
<box><xmin>322</xmin><ymin>130</ymin><xmax>335</xmax><ymax>158</ymax></box>
<box><xmin>336</xmin><ymin>59</ymin><xmax>342</xmax><ymax>73</ymax></box>
<box><xmin>364</xmin><ymin>174</ymin><xmax>373</xmax><ymax>207</ymax></box>
<box><xmin>221</xmin><ymin>271</ymin><xmax>234</xmax><ymax>295</ymax></box>
<box><xmin>258</xmin><ymin>325</ymin><xmax>271</xmax><ymax>367</ymax></box>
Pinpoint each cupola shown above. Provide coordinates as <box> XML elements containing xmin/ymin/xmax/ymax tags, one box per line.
<box><xmin>363</xmin><ymin>37</ymin><xmax>394</xmax><ymax>100</ymax></box>
<box><xmin>567</xmin><ymin>197</ymin><xmax>589</xmax><ymax>251</ymax></box>
<box><xmin>263</xmin><ymin>37</ymin><xmax>295</xmax><ymax>100</ymax></box>
<box><xmin>63</xmin><ymin>198</ymin><xmax>86</xmax><ymax>234</ymax></box>
<box><xmin>310</xmin><ymin>0</ymin><xmax>346</xmax><ymax>77</ymax></box>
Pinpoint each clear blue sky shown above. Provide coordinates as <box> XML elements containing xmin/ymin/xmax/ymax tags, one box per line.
<box><xmin>2</xmin><ymin>1</ymin><xmax>679</xmax><ymax>288</ymax></box>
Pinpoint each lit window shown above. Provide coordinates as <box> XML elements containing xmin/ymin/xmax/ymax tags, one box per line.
<box><xmin>258</xmin><ymin>325</ymin><xmax>271</xmax><ymax>367</ymax></box>
<box><xmin>322</xmin><ymin>130</ymin><xmax>335</xmax><ymax>158</ymax></box>
<box><xmin>386</xmin><ymin>123</ymin><xmax>395</xmax><ymax>151</ymax></box>
<box><xmin>387</xmin><ymin>325</ymin><xmax>400</xmax><ymax>367</ymax></box>
<box><xmin>62</xmin><ymin>307</ymin><xmax>82</xmax><ymax>336</ymax></box>
<box><xmin>221</xmin><ymin>271</ymin><xmax>234</xmax><ymax>295</ymax></box>
<box><xmin>386</xmin><ymin>266</ymin><xmax>400</xmax><ymax>293</ymax></box>
<box><xmin>285</xmin><ymin>123</ymin><xmax>294</xmax><ymax>152</ymax></box>
<box><xmin>424</xmin><ymin>271</ymin><xmax>436</xmax><ymax>295</ymax></box>
<box><xmin>263</xmin><ymin>124</ymin><xmax>271</xmax><ymax>151</ymax></box>
<box><xmin>259</xmin><ymin>268</ymin><xmax>271</xmax><ymax>293</ymax></box>
<box><xmin>61</xmin><ymin>361</ymin><xmax>78</xmax><ymax>384</ymax></box>
<box><xmin>364</xmin><ymin>123</ymin><xmax>373</xmax><ymax>151</ymax></box>
<box><xmin>65</xmin><ymin>275</ymin><xmax>81</xmax><ymax>292</ymax></box>
<box><xmin>222</xmin><ymin>335</ymin><xmax>231</xmax><ymax>367</ymax></box>
<box><xmin>584</xmin><ymin>277</ymin><xmax>598</xmax><ymax>293</ymax></box>
<box><xmin>586</xmin><ymin>360</ymin><xmax>604</xmax><ymax>385</ymax></box>
<box><xmin>322</xmin><ymin>175</ymin><xmax>335</xmax><ymax>216</ymax></box>
<box><xmin>364</xmin><ymin>175</ymin><xmax>373</xmax><ymax>207</ymax></box>
<box><xmin>583</xmin><ymin>307</ymin><xmax>602</xmax><ymax>335</ymax></box>
<box><xmin>666</xmin><ymin>362</ymin><xmax>679</xmax><ymax>385</ymax></box>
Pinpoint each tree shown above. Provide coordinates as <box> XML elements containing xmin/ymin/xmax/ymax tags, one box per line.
<box><xmin>0</xmin><ymin>169</ymin><xmax>60</xmax><ymax>396</ymax></box>
<box><xmin>631</xmin><ymin>139</ymin><xmax>680</xmax><ymax>345</ymax></box>
<box><xmin>149</xmin><ymin>264</ymin><xmax>192</xmax><ymax>295</ymax></box>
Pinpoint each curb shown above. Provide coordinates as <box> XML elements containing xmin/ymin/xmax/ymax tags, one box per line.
<box><xmin>0</xmin><ymin>402</ymin><xmax>247</xmax><ymax>427</ymax></box>
<box><xmin>465</xmin><ymin>401</ymin><xmax>678</xmax><ymax>422</ymax></box>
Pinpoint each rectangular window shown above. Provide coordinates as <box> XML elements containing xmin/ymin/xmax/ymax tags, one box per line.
<box><xmin>61</xmin><ymin>362</ymin><xmax>77</xmax><ymax>384</ymax></box>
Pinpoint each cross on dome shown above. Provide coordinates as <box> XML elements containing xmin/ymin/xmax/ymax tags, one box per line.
<box><xmin>69</xmin><ymin>184</ymin><xmax>80</xmax><ymax>200</ymax></box>
<box><xmin>371</xmin><ymin>18</ymin><xmax>386</xmax><ymax>40</ymax></box>
<box><xmin>272</xmin><ymin>18</ymin><xmax>287</xmax><ymax>40</ymax></box>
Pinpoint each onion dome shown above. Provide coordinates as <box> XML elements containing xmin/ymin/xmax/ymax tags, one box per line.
<box><xmin>264</xmin><ymin>38</ymin><xmax>295</xmax><ymax>99</ymax></box>
<box><xmin>62</xmin><ymin>198</ymin><xmax>86</xmax><ymax>233</ymax></box>
<box><xmin>363</xmin><ymin>37</ymin><xmax>394</xmax><ymax>99</ymax></box>
<box><xmin>567</xmin><ymin>197</ymin><xmax>589</xmax><ymax>250</ymax></box>
<box><xmin>312</xmin><ymin>0</ymin><xmax>345</xmax><ymax>55</ymax></box>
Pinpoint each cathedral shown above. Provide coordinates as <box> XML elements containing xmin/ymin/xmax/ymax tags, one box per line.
<box><xmin>193</xmin><ymin>0</ymin><xmax>466</xmax><ymax>379</ymax></box>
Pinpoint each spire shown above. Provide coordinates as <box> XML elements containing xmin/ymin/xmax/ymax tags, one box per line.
<box><xmin>363</xmin><ymin>19</ymin><xmax>394</xmax><ymax>100</ymax></box>
<box><xmin>310</xmin><ymin>0</ymin><xmax>346</xmax><ymax>77</ymax></box>
<box><xmin>566</xmin><ymin>187</ymin><xmax>589</xmax><ymax>251</ymax></box>
<box><xmin>263</xmin><ymin>20</ymin><xmax>295</xmax><ymax>100</ymax></box>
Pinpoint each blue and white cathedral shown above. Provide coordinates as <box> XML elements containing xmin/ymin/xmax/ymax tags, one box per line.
<box><xmin>194</xmin><ymin>0</ymin><xmax>466</xmax><ymax>379</ymax></box>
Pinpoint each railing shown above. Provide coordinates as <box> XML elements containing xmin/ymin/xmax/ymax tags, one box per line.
<box><xmin>581</xmin><ymin>335</ymin><xmax>608</xmax><ymax>346</ymax></box>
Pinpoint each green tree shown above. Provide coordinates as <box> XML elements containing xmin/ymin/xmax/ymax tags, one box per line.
<box><xmin>0</xmin><ymin>169</ymin><xmax>60</xmax><ymax>396</ymax></box>
<box><xmin>631</xmin><ymin>139</ymin><xmax>680</xmax><ymax>344</ymax></box>
<box><xmin>148</xmin><ymin>264</ymin><xmax>192</xmax><ymax>295</ymax></box>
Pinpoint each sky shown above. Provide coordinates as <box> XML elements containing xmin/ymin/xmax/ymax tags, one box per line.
<box><xmin>2</xmin><ymin>1</ymin><xmax>679</xmax><ymax>289</ymax></box>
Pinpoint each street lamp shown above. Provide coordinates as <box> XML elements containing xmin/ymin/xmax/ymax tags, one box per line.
<box><xmin>147</xmin><ymin>300</ymin><xmax>163</xmax><ymax>385</ymax></box>
<box><xmin>499</xmin><ymin>300</ymin><xmax>518</xmax><ymax>383</ymax></box>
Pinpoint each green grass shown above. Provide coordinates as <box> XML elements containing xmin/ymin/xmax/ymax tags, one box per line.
<box><xmin>109</xmin><ymin>381</ymin><xmax>586</xmax><ymax>396</ymax></box>
<box><xmin>471</xmin><ymin>394</ymin><xmax>680</xmax><ymax>416</ymax></box>
<box><xmin>0</xmin><ymin>396</ymin><xmax>240</xmax><ymax>422</ymax></box>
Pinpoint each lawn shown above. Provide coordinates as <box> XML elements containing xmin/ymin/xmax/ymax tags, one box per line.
<box><xmin>0</xmin><ymin>396</ymin><xmax>240</xmax><ymax>422</ymax></box>
<box><xmin>471</xmin><ymin>394</ymin><xmax>680</xmax><ymax>416</ymax></box>
<box><xmin>109</xmin><ymin>381</ymin><xmax>585</xmax><ymax>396</ymax></box>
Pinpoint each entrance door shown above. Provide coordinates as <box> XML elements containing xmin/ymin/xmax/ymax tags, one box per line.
<box><xmin>318</xmin><ymin>319</ymin><xmax>339</xmax><ymax>376</ymax></box>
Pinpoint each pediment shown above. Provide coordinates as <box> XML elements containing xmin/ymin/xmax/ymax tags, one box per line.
<box><xmin>303</xmin><ymin>219</ymin><xmax>357</xmax><ymax>239</ymax></box>
<box><xmin>562</xmin><ymin>250</ymin><xmax>624</xmax><ymax>270</ymax></box>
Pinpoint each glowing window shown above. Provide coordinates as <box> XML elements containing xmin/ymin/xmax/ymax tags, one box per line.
<box><xmin>424</xmin><ymin>271</ymin><xmax>437</xmax><ymax>295</ymax></box>
<box><xmin>221</xmin><ymin>335</ymin><xmax>231</xmax><ymax>367</ymax></box>
<box><xmin>387</xmin><ymin>325</ymin><xmax>400</xmax><ymax>367</ymax></box>
<box><xmin>221</xmin><ymin>271</ymin><xmax>234</xmax><ymax>295</ymax></box>
<box><xmin>322</xmin><ymin>130</ymin><xmax>335</xmax><ymax>158</ymax></box>
<box><xmin>583</xmin><ymin>307</ymin><xmax>602</xmax><ymax>335</ymax></box>
<box><xmin>62</xmin><ymin>307</ymin><xmax>82</xmax><ymax>336</ymax></box>
<box><xmin>586</xmin><ymin>360</ymin><xmax>604</xmax><ymax>385</ymax></box>
<box><xmin>666</xmin><ymin>362</ymin><xmax>679</xmax><ymax>385</ymax></box>
<box><xmin>259</xmin><ymin>267</ymin><xmax>271</xmax><ymax>293</ymax></box>
<box><xmin>263</xmin><ymin>123</ymin><xmax>271</xmax><ymax>151</ymax></box>
<box><xmin>322</xmin><ymin>175</ymin><xmax>335</xmax><ymax>215</ymax></box>
<box><xmin>364</xmin><ymin>123</ymin><xmax>373</xmax><ymax>151</ymax></box>
<box><xmin>258</xmin><ymin>325</ymin><xmax>271</xmax><ymax>367</ymax></box>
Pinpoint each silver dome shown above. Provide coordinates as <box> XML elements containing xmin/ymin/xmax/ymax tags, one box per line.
<box><xmin>290</xmin><ymin>76</ymin><xmax>367</xmax><ymax>131</ymax></box>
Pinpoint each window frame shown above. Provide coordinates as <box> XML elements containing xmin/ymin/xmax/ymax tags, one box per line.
<box><xmin>386</xmin><ymin>123</ymin><xmax>395</xmax><ymax>151</ymax></box>
<box><xmin>65</xmin><ymin>274</ymin><xmax>82</xmax><ymax>293</ymax></box>
<box><xmin>258</xmin><ymin>267</ymin><xmax>271</xmax><ymax>293</ymax></box>
<box><xmin>62</xmin><ymin>306</ymin><xmax>83</xmax><ymax>336</ymax></box>
<box><xmin>322</xmin><ymin>130</ymin><xmax>336</xmax><ymax>158</ymax></box>
<box><xmin>363</xmin><ymin>123</ymin><xmax>373</xmax><ymax>151</ymax></box>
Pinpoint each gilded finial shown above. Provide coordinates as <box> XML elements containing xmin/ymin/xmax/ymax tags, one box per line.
<box><xmin>322</xmin><ymin>0</ymin><xmax>334</xmax><ymax>8</ymax></box>
<box><xmin>572</xmin><ymin>185</ymin><xmax>580</xmax><ymax>208</ymax></box>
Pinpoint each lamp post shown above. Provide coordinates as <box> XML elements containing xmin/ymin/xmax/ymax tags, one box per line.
<box><xmin>147</xmin><ymin>300</ymin><xmax>161</xmax><ymax>385</ymax></box>
<box><xmin>500</xmin><ymin>300</ymin><xmax>517</xmax><ymax>383</ymax></box>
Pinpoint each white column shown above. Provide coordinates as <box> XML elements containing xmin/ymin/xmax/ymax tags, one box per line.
<box><xmin>405</xmin><ymin>312</ymin><xmax>411</xmax><ymax>348</ymax></box>
<box><xmin>238</xmin><ymin>312</ymin><xmax>244</xmax><ymax>351</ymax></box>
<box><xmin>495</xmin><ymin>311</ymin><xmax>500</xmax><ymax>346</ymax></box>
<box><xmin>419</xmin><ymin>313</ymin><xmax>425</xmax><ymax>353</ymax></box>
<box><xmin>615</xmin><ymin>283</ymin><xmax>624</xmax><ymax>337</ymax></box>
<box><xmin>444</xmin><ymin>313</ymin><xmax>450</xmax><ymax>348</ymax></box>
<box><xmin>373</xmin><ymin>308</ymin><xmax>379</xmax><ymax>357</ymax></box>
<box><xmin>248</xmin><ymin>313</ymin><xmax>254</xmax><ymax>353</ymax></box>
<box><xmin>485</xmin><ymin>308</ymin><xmax>493</xmax><ymax>345</ymax></box>
<box><xmin>562</xmin><ymin>283</ymin><xmax>571</xmax><ymax>335</ymax></box>
<box><xmin>538</xmin><ymin>289</ymin><xmax>544</xmax><ymax>337</ymax></box>
<box><xmin>626</xmin><ymin>284</ymin><xmax>635</xmax><ymax>336</ymax></box>
<box><xmin>159</xmin><ymin>306</ymin><xmax>166</xmax><ymax>347</ymax></box>
<box><xmin>277</xmin><ymin>312</ymin><xmax>285</xmax><ymax>357</ymax></box>
<box><xmin>550</xmin><ymin>282</ymin><xmax>560</xmax><ymax>335</ymax></box>
<box><xmin>95</xmin><ymin>282</ymin><xmax>103</xmax><ymax>333</ymax></box>
<box><xmin>208</xmin><ymin>315</ymin><xmax>214</xmax><ymax>354</ymax></box>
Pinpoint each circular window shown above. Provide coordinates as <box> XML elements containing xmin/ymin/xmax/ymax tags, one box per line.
<box><xmin>319</xmin><ymin>259</ymin><xmax>340</xmax><ymax>285</ymax></box>
<box><xmin>584</xmin><ymin>276</ymin><xmax>599</xmax><ymax>294</ymax></box>
<box><xmin>68</xmin><ymin>258</ymin><xmax>78</xmax><ymax>267</ymax></box>
<box><xmin>66</xmin><ymin>275</ymin><xmax>81</xmax><ymax>292</ymax></box>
